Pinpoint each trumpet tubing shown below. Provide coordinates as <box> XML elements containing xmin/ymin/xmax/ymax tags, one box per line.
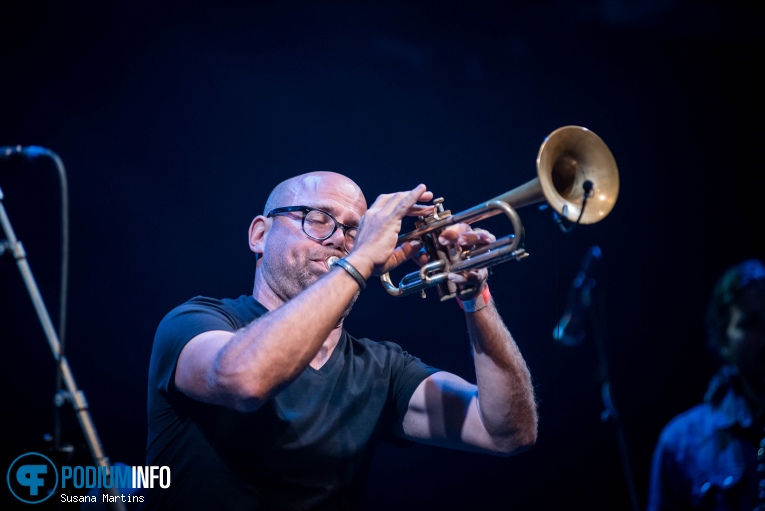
<box><xmin>381</xmin><ymin>125</ymin><xmax>620</xmax><ymax>299</ymax></box>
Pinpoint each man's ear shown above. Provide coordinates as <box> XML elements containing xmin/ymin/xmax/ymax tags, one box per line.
<box><xmin>249</xmin><ymin>215</ymin><xmax>269</xmax><ymax>256</ymax></box>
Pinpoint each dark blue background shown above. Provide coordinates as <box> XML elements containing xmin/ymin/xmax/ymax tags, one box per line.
<box><xmin>2</xmin><ymin>1</ymin><xmax>762</xmax><ymax>509</ymax></box>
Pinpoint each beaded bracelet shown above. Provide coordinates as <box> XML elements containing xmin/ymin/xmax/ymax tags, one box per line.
<box><xmin>456</xmin><ymin>284</ymin><xmax>491</xmax><ymax>312</ymax></box>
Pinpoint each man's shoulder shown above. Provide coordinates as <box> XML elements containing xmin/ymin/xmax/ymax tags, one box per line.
<box><xmin>658</xmin><ymin>401</ymin><xmax>718</xmax><ymax>448</ymax></box>
<box><xmin>665</xmin><ymin>402</ymin><xmax>714</xmax><ymax>429</ymax></box>
<box><xmin>168</xmin><ymin>294</ymin><xmax>265</xmax><ymax>316</ymax></box>
<box><xmin>345</xmin><ymin>332</ymin><xmax>436</xmax><ymax>373</ymax></box>
<box><xmin>176</xmin><ymin>294</ymin><xmax>251</xmax><ymax>308</ymax></box>
<box><xmin>347</xmin><ymin>333</ymin><xmax>406</xmax><ymax>356</ymax></box>
<box><xmin>157</xmin><ymin>294</ymin><xmax>267</xmax><ymax>334</ymax></box>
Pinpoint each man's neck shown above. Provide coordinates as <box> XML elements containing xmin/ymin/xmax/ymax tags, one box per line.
<box><xmin>252</xmin><ymin>273</ymin><xmax>345</xmax><ymax>369</ymax></box>
<box><xmin>251</xmin><ymin>284</ymin><xmax>344</xmax><ymax>370</ymax></box>
<box><xmin>310</xmin><ymin>327</ymin><xmax>342</xmax><ymax>370</ymax></box>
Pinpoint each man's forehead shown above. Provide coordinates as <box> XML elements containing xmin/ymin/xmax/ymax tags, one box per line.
<box><xmin>295</xmin><ymin>174</ymin><xmax>366</xmax><ymax>209</ymax></box>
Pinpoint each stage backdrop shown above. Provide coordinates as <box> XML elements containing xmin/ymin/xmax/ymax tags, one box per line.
<box><xmin>1</xmin><ymin>1</ymin><xmax>762</xmax><ymax>509</ymax></box>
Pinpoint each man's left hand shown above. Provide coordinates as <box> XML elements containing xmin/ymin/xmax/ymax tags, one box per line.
<box><xmin>432</xmin><ymin>223</ymin><xmax>495</xmax><ymax>298</ymax></box>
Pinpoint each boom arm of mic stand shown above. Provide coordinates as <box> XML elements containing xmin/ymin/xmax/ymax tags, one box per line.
<box><xmin>0</xmin><ymin>187</ymin><xmax>127</xmax><ymax>511</ymax></box>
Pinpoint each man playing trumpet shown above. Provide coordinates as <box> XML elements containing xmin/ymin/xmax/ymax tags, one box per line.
<box><xmin>141</xmin><ymin>171</ymin><xmax>539</xmax><ymax>510</ymax></box>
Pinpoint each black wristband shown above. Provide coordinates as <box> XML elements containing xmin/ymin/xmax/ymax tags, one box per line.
<box><xmin>328</xmin><ymin>257</ymin><xmax>366</xmax><ymax>289</ymax></box>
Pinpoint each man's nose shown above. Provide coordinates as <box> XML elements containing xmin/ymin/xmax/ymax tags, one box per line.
<box><xmin>323</xmin><ymin>227</ymin><xmax>346</xmax><ymax>250</ymax></box>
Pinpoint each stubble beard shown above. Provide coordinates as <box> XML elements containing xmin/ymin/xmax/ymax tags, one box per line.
<box><xmin>261</xmin><ymin>250</ymin><xmax>359</xmax><ymax>319</ymax></box>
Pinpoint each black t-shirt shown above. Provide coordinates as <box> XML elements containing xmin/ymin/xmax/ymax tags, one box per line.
<box><xmin>141</xmin><ymin>295</ymin><xmax>439</xmax><ymax>511</ymax></box>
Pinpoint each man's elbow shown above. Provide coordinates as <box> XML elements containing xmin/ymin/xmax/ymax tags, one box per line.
<box><xmin>491</xmin><ymin>420</ymin><xmax>538</xmax><ymax>457</ymax></box>
<box><xmin>206</xmin><ymin>370</ymin><xmax>272</xmax><ymax>413</ymax></box>
<box><xmin>510</xmin><ymin>426</ymin><xmax>538</xmax><ymax>455</ymax></box>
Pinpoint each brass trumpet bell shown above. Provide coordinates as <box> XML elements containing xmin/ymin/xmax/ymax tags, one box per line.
<box><xmin>500</xmin><ymin>125</ymin><xmax>619</xmax><ymax>224</ymax></box>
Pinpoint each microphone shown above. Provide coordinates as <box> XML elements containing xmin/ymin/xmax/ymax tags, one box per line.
<box><xmin>552</xmin><ymin>245</ymin><xmax>601</xmax><ymax>346</ymax></box>
<box><xmin>1</xmin><ymin>145</ymin><xmax>51</xmax><ymax>159</ymax></box>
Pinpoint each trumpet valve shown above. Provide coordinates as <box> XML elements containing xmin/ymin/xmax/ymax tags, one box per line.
<box><xmin>432</xmin><ymin>197</ymin><xmax>446</xmax><ymax>219</ymax></box>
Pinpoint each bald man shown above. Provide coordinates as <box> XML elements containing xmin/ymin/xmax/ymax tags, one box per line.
<box><xmin>141</xmin><ymin>172</ymin><xmax>538</xmax><ymax>511</ymax></box>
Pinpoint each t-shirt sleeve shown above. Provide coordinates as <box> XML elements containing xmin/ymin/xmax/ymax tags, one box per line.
<box><xmin>149</xmin><ymin>296</ymin><xmax>248</xmax><ymax>395</ymax></box>
<box><xmin>383</xmin><ymin>342</ymin><xmax>440</xmax><ymax>422</ymax></box>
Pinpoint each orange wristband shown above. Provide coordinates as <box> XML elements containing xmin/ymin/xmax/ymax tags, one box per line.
<box><xmin>456</xmin><ymin>284</ymin><xmax>491</xmax><ymax>312</ymax></box>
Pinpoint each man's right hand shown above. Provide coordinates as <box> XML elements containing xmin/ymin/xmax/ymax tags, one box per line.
<box><xmin>346</xmin><ymin>184</ymin><xmax>434</xmax><ymax>278</ymax></box>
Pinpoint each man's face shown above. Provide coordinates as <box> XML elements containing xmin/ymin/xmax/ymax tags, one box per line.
<box><xmin>260</xmin><ymin>173</ymin><xmax>366</xmax><ymax>302</ymax></box>
<box><xmin>723</xmin><ymin>285</ymin><xmax>765</xmax><ymax>390</ymax></box>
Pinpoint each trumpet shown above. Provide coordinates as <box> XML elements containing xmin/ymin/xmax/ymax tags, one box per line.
<box><xmin>381</xmin><ymin>125</ymin><xmax>619</xmax><ymax>300</ymax></box>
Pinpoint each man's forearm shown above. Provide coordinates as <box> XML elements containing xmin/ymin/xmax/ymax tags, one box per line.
<box><xmin>466</xmin><ymin>302</ymin><xmax>538</xmax><ymax>452</ymax></box>
<box><xmin>213</xmin><ymin>265</ymin><xmax>363</xmax><ymax>404</ymax></box>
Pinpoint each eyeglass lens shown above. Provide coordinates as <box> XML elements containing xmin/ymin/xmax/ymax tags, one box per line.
<box><xmin>304</xmin><ymin>209</ymin><xmax>357</xmax><ymax>251</ymax></box>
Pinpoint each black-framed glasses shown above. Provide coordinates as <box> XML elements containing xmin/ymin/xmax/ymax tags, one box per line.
<box><xmin>267</xmin><ymin>206</ymin><xmax>358</xmax><ymax>253</ymax></box>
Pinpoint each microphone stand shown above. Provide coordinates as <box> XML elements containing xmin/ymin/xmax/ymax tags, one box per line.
<box><xmin>584</xmin><ymin>263</ymin><xmax>640</xmax><ymax>511</ymax></box>
<box><xmin>1</xmin><ymin>172</ymin><xmax>127</xmax><ymax>510</ymax></box>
